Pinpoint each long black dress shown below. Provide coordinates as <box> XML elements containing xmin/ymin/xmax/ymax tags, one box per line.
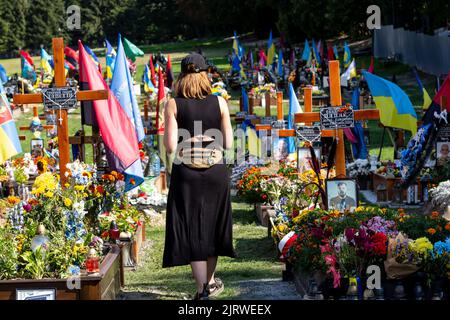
<box><xmin>162</xmin><ymin>95</ymin><xmax>236</xmax><ymax>268</ymax></box>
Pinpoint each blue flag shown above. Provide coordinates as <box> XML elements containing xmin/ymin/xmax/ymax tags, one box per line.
<box><xmin>110</xmin><ymin>34</ymin><xmax>145</xmax><ymax>191</ymax></box>
<box><xmin>21</xmin><ymin>57</ymin><xmax>36</xmax><ymax>82</ymax></box>
<box><xmin>277</xmin><ymin>49</ymin><xmax>284</xmax><ymax>76</ymax></box>
<box><xmin>287</xmin><ymin>83</ymin><xmax>302</xmax><ymax>155</ymax></box>
<box><xmin>301</xmin><ymin>40</ymin><xmax>311</xmax><ymax>61</ymax></box>
<box><xmin>350</xmin><ymin>87</ymin><xmax>368</xmax><ymax>159</ymax></box>
<box><xmin>232</xmin><ymin>53</ymin><xmax>241</xmax><ymax>72</ymax></box>
<box><xmin>241</xmin><ymin>87</ymin><xmax>249</xmax><ymax>113</ymax></box>
<box><xmin>0</xmin><ymin>64</ymin><xmax>7</xmax><ymax>83</ymax></box>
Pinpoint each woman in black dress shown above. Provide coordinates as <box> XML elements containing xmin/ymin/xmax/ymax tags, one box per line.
<box><xmin>163</xmin><ymin>53</ymin><xmax>235</xmax><ymax>300</ymax></box>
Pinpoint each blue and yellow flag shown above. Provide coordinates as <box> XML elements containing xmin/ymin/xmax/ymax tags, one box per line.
<box><xmin>412</xmin><ymin>68</ymin><xmax>432</xmax><ymax>110</ymax></box>
<box><xmin>301</xmin><ymin>40</ymin><xmax>311</xmax><ymax>62</ymax></box>
<box><xmin>143</xmin><ymin>64</ymin><xmax>156</xmax><ymax>94</ymax></box>
<box><xmin>232</xmin><ymin>53</ymin><xmax>246</xmax><ymax>79</ymax></box>
<box><xmin>267</xmin><ymin>30</ymin><xmax>276</xmax><ymax>67</ymax></box>
<box><xmin>311</xmin><ymin>39</ymin><xmax>320</xmax><ymax>65</ymax></box>
<box><xmin>40</xmin><ymin>48</ymin><xmax>53</xmax><ymax>75</ymax></box>
<box><xmin>363</xmin><ymin>71</ymin><xmax>417</xmax><ymax>134</ymax></box>
<box><xmin>343</xmin><ymin>42</ymin><xmax>351</xmax><ymax>68</ymax></box>
<box><xmin>84</xmin><ymin>45</ymin><xmax>100</xmax><ymax>66</ymax></box>
<box><xmin>333</xmin><ymin>45</ymin><xmax>339</xmax><ymax>60</ymax></box>
<box><xmin>0</xmin><ymin>80</ymin><xmax>22</xmax><ymax>164</ymax></box>
<box><xmin>232</xmin><ymin>31</ymin><xmax>244</xmax><ymax>59</ymax></box>
<box><xmin>105</xmin><ymin>39</ymin><xmax>117</xmax><ymax>80</ymax></box>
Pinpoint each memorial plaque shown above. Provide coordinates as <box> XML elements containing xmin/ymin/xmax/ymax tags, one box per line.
<box><xmin>296</xmin><ymin>125</ymin><xmax>321</xmax><ymax>142</ymax></box>
<box><xmin>42</xmin><ymin>87</ymin><xmax>77</xmax><ymax>111</ymax></box>
<box><xmin>320</xmin><ymin>106</ymin><xmax>354</xmax><ymax>129</ymax></box>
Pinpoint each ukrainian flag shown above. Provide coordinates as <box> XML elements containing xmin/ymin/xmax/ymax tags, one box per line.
<box><xmin>413</xmin><ymin>68</ymin><xmax>432</xmax><ymax>110</ymax></box>
<box><xmin>40</xmin><ymin>48</ymin><xmax>53</xmax><ymax>75</ymax></box>
<box><xmin>343</xmin><ymin>42</ymin><xmax>351</xmax><ymax>68</ymax></box>
<box><xmin>363</xmin><ymin>71</ymin><xmax>417</xmax><ymax>134</ymax></box>
<box><xmin>267</xmin><ymin>30</ymin><xmax>276</xmax><ymax>67</ymax></box>
<box><xmin>311</xmin><ymin>39</ymin><xmax>320</xmax><ymax>65</ymax></box>
<box><xmin>143</xmin><ymin>64</ymin><xmax>156</xmax><ymax>94</ymax></box>
<box><xmin>105</xmin><ymin>39</ymin><xmax>117</xmax><ymax>80</ymax></box>
<box><xmin>0</xmin><ymin>81</ymin><xmax>22</xmax><ymax>164</ymax></box>
<box><xmin>233</xmin><ymin>31</ymin><xmax>245</xmax><ymax>60</ymax></box>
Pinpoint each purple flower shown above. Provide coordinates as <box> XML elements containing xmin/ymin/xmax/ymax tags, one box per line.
<box><xmin>23</xmin><ymin>203</ymin><xmax>32</xmax><ymax>212</ymax></box>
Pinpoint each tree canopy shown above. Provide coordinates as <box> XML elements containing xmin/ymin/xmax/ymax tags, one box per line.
<box><xmin>0</xmin><ymin>0</ymin><xmax>447</xmax><ymax>54</ymax></box>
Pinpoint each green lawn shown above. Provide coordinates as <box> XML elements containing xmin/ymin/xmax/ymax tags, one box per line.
<box><xmin>123</xmin><ymin>198</ymin><xmax>283</xmax><ymax>300</ymax></box>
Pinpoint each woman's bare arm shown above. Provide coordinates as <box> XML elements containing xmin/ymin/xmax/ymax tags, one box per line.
<box><xmin>163</xmin><ymin>98</ymin><xmax>178</xmax><ymax>154</ymax></box>
<box><xmin>218</xmin><ymin>96</ymin><xmax>233</xmax><ymax>150</ymax></box>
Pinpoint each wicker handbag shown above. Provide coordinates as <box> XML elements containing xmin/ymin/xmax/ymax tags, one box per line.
<box><xmin>177</xmin><ymin>145</ymin><xmax>223</xmax><ymax>169</ymax></box>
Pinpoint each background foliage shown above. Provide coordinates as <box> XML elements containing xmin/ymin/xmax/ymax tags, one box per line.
<box><xmin>0</xmin><ymin>0</ymin><xmax>448</xmax><ymax>54</ymax></box>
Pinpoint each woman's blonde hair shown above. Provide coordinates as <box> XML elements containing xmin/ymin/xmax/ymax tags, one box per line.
<box><xmin>175</xmin><ymin>70</ymin><xmax>211</xmax><ymax>99</ymax></box>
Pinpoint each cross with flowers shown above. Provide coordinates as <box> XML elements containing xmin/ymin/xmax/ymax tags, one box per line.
<box><xmin>256</xmin><ymin>60</ymin><xmax>380</xmax><ymax>177</ymax></box>
<box><xmin>13</xmin><ymin>38</ymin><xmax>108</xmax><ymax>185</ymax></box>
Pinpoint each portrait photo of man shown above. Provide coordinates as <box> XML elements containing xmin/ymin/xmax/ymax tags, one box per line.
<box><xmin>327</xmin><ymin>180</ymin><xmax>357</xmax><ymax>212</ymax></box>
<box><xmin>437</xmin><ymin>142</ymin><xmax>450</xmax><ymax>166</ymax></box>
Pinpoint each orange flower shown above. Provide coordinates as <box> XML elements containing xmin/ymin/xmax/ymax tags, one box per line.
<box><xmin>7</xmin><ymin>196</ymin><xmax>20</xmax><ymax>205</ymax></box>
<box><xmin>111</xmin><ymin>171</ymin><xmax>118</xmax><ymax>178</ymax></box>
<box><xmin>445</xmin><ymin>223</ymin><xmax>450</xmax><ymax>231</ymax></box>
<box><xmin>427</xmin><ymin>228</ymin><xmax>436</xmax><ymax>235</ymax></box>
<box><xmin>431</xmin><ymin>211</ymin><xmax>440</xmax><ymax>219</ymax></box>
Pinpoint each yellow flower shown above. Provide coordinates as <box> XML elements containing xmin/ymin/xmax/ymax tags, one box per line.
<box><xmin>74</xmin><ymin>185</ymin><xmax>85</xmax><ymax>191</ymax></box>
<box><xmin>44</xmin><ymin>191</ymin><xmax>54</xmax><ymax>198</ymax></box>
<box><xmin>64</xmin><ymin>198</ymin><xmax>72</xmax><ymax>207</ymax></box>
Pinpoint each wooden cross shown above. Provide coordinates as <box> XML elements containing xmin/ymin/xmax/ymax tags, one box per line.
<box><xmin>13</xmin><ymin>38</ymin><xmax>108</xmax><ymax>185</ymax></box>
<box><xmin>257</xmin><ymin>60</ymin><xmax>380</xmax><ymax>177</ymax></box>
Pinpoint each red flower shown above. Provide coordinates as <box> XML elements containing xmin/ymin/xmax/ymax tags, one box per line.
<box><xmin>372</xmin><ymin>232</ymin><xmax>387</xmax><ymax>256</ymax></box>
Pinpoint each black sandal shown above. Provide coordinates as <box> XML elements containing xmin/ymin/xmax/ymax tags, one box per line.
<box><xmin>193</xmin><ymin>283</ymin><xmax>209</xmax><ymax>300</ymax></box>
<box><xmin>207</xmin><ymin>278</ymin><xmax>224</xmax><ymax>297</ymax></box>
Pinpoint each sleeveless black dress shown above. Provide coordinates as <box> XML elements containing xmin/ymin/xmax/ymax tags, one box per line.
<box><xmin>162</xmin><ymin>95</ymin><xmax>236</xmax><ymax>268</ymax></box>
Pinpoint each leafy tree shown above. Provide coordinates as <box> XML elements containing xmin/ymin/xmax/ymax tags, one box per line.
<box><xmin>26</xmin><ymin>0</ymin><xmax>68</xmax><ymax>50</ymax></box>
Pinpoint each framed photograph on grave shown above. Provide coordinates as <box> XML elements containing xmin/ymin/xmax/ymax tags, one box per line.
<box><xmin>16</xmin><ymin>288</ymin><xmax>56</xmax><ymax>300</ymax></box>
<box><xmin>326</xmin><ymin>178</ymin><xmax>358</xmax><ymax>213</ymax></box>
<box><xmin>436</xmin><ymin>141</ymin><xmax>450</xmax><ymax>167</ymax></box>
<box><xmin>30</xmin><ymin>138</ymin><xmax>44</xmax><ymax>158</ymax></box>
<box><xmin>272</xmin><ymin>136</ymin><xmax>289</xmax><ymax>161</ymax></box>
<box><xmin>297</xmin><ymin>147</ymin><xmax>321</xmax><ymax>173</ymax></box>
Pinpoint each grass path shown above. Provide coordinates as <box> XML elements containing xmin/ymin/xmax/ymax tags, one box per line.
<box><xmin>121</xmin><ymin>197</ymin><xmax>285</xmax><ymax>300</ymax></box>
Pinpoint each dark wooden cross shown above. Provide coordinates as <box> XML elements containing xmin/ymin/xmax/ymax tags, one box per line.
<box><xmin>13</xmin><ymin>38</ymin><xmax>108</xmax><ymax>185</ymax></box>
